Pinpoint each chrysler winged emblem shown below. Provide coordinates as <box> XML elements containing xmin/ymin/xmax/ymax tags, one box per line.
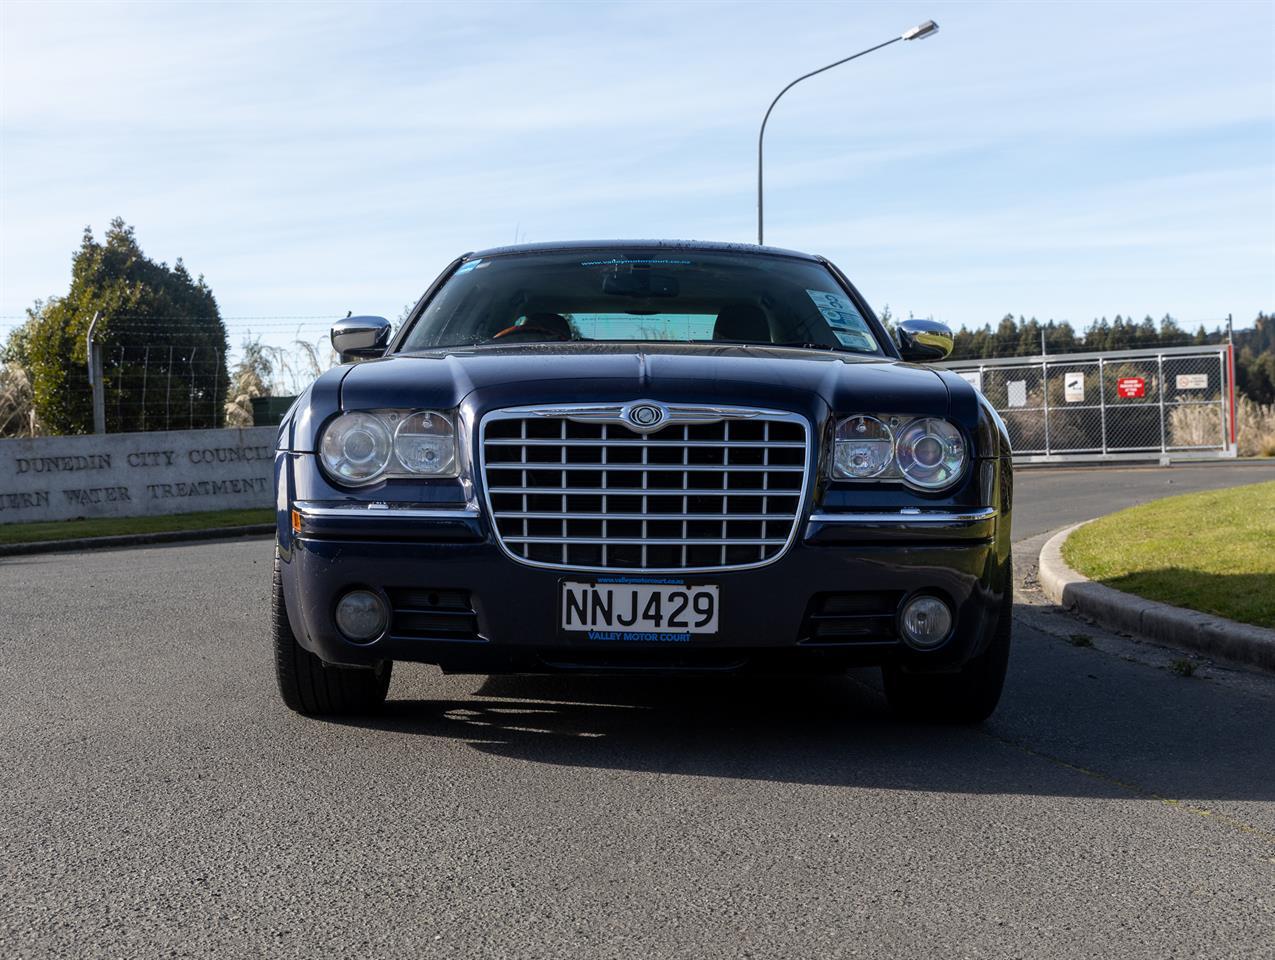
<box><xmin>624</xmin><ymin>403</ymin><xmax>666</xmax><ymax>431</ymax></box>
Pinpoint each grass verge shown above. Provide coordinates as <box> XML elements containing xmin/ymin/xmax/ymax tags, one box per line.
<box><xmin>1062</xmin><ymin>480</ymin><xmax>1275</xmax><ymax>630</ymax></box>
<box><xmin>0</xmin><ymin>508</ymin><xmax>274</xmax><ymax>546</ymax></box>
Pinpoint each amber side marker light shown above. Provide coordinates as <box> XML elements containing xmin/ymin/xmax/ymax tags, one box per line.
<box><xmin>291</xmin><ymin>509</ymin><xmax>302</xmax><ymax>535</ymax></box>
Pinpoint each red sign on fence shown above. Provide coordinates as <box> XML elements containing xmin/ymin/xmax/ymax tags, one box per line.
<box><xmin>1117</xmin><ymin>377</ymin><xmax>1146</xmax><ymax>398</ymax></box>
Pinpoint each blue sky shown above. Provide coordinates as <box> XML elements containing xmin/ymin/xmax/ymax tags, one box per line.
<box><xmin>1</xmin><ymin>0</ymin><xmax>1272</xmax><ymax>356</ymax></box>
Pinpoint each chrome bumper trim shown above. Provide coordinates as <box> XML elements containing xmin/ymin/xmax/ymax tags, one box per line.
<box><xmin>807</xmin><ymin>507</ymin><xmax>998</xmax><ymax>524</ymax></box>
<box><xmin>295</xmin><ymin>503</ymin><xmax>480</xmax><ymax>519</ymax></box>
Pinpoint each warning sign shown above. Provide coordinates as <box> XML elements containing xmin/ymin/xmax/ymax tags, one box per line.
<box><xmin>1064</xmin><ymin>372</ymin><xmax>1085</xmax><ymax>403</ymax></box>
<box><xmin>1116</xmin><ymin>377</ymin><xmax>1145</xmax><ymax>399</ymax></box>
<box><xmin>1176</xmin><ymin>373</ymin><xmax>1208</xmax><ymax>390</ymax></box>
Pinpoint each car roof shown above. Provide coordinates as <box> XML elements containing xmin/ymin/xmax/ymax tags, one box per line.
<box><xmin>467</xmin><ymin>239</ymin><xmax>822</xmax><ymax>262</ymax></box>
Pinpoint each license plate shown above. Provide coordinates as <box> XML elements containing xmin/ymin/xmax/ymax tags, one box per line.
<box><xmin>560</xmin><ymin>580</ymin><xmax>719</xmax><ymax>642</ymax></box>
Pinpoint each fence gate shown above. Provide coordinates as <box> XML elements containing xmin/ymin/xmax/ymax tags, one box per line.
<box><xmin>940</xmin><ymin>345</ymin><xmax>1236</xmax><ymax>463</ymax></box>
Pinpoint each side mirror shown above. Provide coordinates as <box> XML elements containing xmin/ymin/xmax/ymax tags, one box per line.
<box><xmin>331</xmin><ymin>316</ymin><xmax>391</xmax><ymax>362</ymax></box>
<box><xmin>895</xmin><ymin>319</ymin><xmax>954</xmax><ymax>362</ymax></box>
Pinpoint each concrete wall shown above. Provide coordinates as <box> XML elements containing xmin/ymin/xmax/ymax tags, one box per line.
<box><xmin>0</xmin><ymin>427</ymin><xmax>277</xmax><ymax>524</ymax></box>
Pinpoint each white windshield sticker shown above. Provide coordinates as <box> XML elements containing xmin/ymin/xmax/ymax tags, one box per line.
<box><xmin>833</xmin><ymin>330</ymin><xmax>876</xmax><ymax>350</ymax></box>
<box><xmin>806</xmin><ymin>289</ymin><xmax>870</xmax><ymax>333</ymax></box>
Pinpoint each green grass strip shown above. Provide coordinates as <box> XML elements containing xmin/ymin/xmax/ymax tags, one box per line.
<box><xmin>0</xmin><ymin>508</ymin><xmax>274</xmax><ymax>545</ymax></box>
<box><xmin>1063</xmin><ymin>480</ymin><xmax>1275</xmax><ymax>629</ymax></box>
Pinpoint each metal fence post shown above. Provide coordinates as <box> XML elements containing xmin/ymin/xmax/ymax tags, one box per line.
<box><xmin>85</xmin><ymin>311</ymin><xmax>105</xmax><ymax>434</ymax></box>
<box><xmin>1040</xmin><ymin>358</ymin><xmax>1051</xmax><ymax>457</ymax></box>
<box><xmin>1098</xmin><ymin>357</ymin><xmax>1107</xmax><ymax>456</ymax></box>
<box><xmin>188</xmin><ymin>347</ymin><xmax>198</xmax><ymax>428</ymax></box>
<box><xmin>1157</xmin><ymin>353</ymin><xmax>1167</xmax><ymax>456</ymax></box>
<box><xmin>1218</xmin><ymin>347</ymin><xmax>1230</xmax><ymax>454</ymax></box>
<box><xmin>211</xmin><ymin>350</ymin><xmax>221</xmax><ymax>427</ymax></box>
<box><xmin>165</xmin><ymin>345</ymin><xmax>174</xmax><ymax>430</ymax></box>
<box><xmin>1226</xmin><ymin>316</ymin><xmax>1237</xmax><ymax>452</ymax></box>
<box><xmin>140</xmin><ymin>346</ymin><xmax>151</xmax><ymax>432</ymax></box>
<box><xmin>115</xmin><ymin>346</ymin><xmax>124</xmax><ymax>426</ymax></box>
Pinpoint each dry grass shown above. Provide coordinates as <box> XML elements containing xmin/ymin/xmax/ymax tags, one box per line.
<box><xmin>0</xmin><ymin>362</ymin><xmax>39</xmax><ymax>437</ymax></box>
<box><xmin>1235</xmin><ymin>396</ymin><xmax>1275</xmax><ymax>457</ymax></box>
<box><xmin>223</xmin><ymin>336</ymin><xmax>335</xmax><ymax>427</ymax></box>
<box><xmin>1169</xmin><ymin>396</ymin><xmax>1275</xmax><ymax>457</ymax></box>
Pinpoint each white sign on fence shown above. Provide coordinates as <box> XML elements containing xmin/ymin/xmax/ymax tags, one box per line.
<box><xmin>0</xmin><ymin>426</ymin><xmax>277</xmax><ymax>525</ymax></box>
<box><xmin>1176</xmin><ymin>373</ymin><xmax>1209</xmax><ymax>390</ymax></box>
<box><xmin>956</xmin><ymin>370</ymin><xmax>982</xmax><ymax>392</ymax></box>
<box><xmin>1007</xmin><ymin>381</ymin><xmax>1028</xmax><ymax>408</ymax></box>
<box><xmin>1064</xmin><ymin>372</ymin><xmax>1085</xmax><ymax>403</ymax></box>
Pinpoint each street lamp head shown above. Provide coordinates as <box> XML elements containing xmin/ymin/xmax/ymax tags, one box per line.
<box><xmin>902</xmin><ymin>20</ymin><xmax>939</xmax><ymax>41</ymax></box>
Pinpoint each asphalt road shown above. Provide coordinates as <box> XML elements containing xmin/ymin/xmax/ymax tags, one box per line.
<box><xmin>3</xmin><ymin>462</ymin><xmax>1274</xmax><ymax>959</ymax></box>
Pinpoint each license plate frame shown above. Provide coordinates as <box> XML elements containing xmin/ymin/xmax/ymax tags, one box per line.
<box><xmin>559</xmin><ymin>578</ymin><xmax>720</xmax><ymax>642</ymax></box>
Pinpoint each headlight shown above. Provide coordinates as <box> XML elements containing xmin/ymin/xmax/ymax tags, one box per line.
<box><xmin>831</xmin><ymin>414</ymin><xmax>966</xmax><ymax>490</ymax></box>
<box><xmin>895</xmin><ymin>418</ymin><xmax>965</xmax><ymax>489</ymax></box>
<box><xmin>394</xmin><ymin>411</ymin><xmax>456</xmax><ymax>475</ymax></box>
<box><xmin>319</xmin><ymin>409</ymin><xmax>458</xmax><ymax>486</ymax></box>
<box><xmin>833</xmin><ymin>416</ymin><xmax>894</xmax><ymax>478</ymax></box>
<box><xmin>320</xmin><ymin>411</ymin><xmax>393</xmax><ymax>484</ymax></box>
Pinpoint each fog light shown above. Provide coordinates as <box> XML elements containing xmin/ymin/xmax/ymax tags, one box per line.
<box><xmin>899</xmin><ymin>595</ymin><xmax>952</xmax><ymax>649</ymax></box>
<box><xmin>335</xmin><ymin>589</ymin><xmax>388</xmax><ymax>642</ymax></box>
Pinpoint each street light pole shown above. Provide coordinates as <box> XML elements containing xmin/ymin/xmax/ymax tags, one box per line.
<box><xmin>756</xmin><ymin>20</ymin><xmax>939</xmax><ymax>245</ymax></box>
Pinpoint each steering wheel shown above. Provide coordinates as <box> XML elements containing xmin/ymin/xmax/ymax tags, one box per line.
<box><xmin>492</xmin><ymin>323</ymin><xmax>570</xmax><ymax>341</ymax></box>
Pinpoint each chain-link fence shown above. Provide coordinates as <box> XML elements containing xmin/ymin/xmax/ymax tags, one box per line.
<box><xmin>942</xmin><ymin>345</ymin><xmax>1236</xmax><ymax>462</ymax></box>
<box><xmin>89</xmin><ymin>316</ymin><xmax>339</xmax><ymax>433</ymax></box>
<box><xmin>102</xmin><ymin>343</ymin><xmax>226</xmax><ymax>432</ymax></box>
<box><xmin>0</xmin><ymin>312</ymin><xmax>342</xmax><ymax>437</ymax></box>
<box><xmin>0</xmin><ymin>310</ymin><xmax>1249</xmax><ymax>455</ymax></box>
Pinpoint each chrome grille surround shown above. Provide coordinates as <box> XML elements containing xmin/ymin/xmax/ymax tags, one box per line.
<box><xmin>479</xmin><ymin>403</ymin><xmax>812</xmax><ymax>573</ymax></box>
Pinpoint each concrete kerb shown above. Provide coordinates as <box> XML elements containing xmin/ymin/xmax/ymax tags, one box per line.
<box><xmin>1038</xmin><ymin>523</ymin><xmax>1275</xmax><ymax>671</ymax></box>
<box><xmin>0</xmin><ymin>524</ymin><xmax>275</xmax><ymax>558</ymax></box>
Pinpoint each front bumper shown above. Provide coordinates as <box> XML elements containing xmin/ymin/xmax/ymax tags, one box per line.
<box><xmin>280</xmin><ymin>501</ymin><xmax>1008</xmax><ymax>675</ymax></box>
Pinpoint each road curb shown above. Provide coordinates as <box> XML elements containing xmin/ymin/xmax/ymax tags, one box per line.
<box><xmin>1038</xmin><ymin>523</ymin><xmax>1275</xmax><ymax>671</ymax></box>
<box><xmin>0</xmin><ymin>524</ymin><xmax>275</xmax><ymax>558</ymax></box>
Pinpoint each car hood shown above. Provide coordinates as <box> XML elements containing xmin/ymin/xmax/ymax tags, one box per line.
<box><xmin>338</xmin><ymin>343</ymin><xmax>951</xmax><ymax>415</ymax></box>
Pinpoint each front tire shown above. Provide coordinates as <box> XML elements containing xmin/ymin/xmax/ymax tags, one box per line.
<box><xmin>272</xmin><ymin>550</ymin><xmax>391</xmax><ymax>716</ymax></box>
<box><xmin>882</xmin><ymin>567</ymin><xmax>1012</xmax><ymax>724</ymax></box>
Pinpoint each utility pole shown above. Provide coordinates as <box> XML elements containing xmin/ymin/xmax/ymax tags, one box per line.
<box><xmin>86</xmin><ymin>311</ymin><xmax>105</xmax><ymax>434</ymax></box>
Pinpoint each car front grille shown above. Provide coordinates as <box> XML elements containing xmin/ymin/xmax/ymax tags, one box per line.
<box><xmin>480</xmin><ymin>404</ymin><xmax>810</xmax><ymax>571</ymax></box>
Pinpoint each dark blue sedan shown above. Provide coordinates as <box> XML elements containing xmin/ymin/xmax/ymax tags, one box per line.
<box><xmin>273</xmin><ymin>241</ymin><xmax>1013</xmax><ymax>722</ymax></box>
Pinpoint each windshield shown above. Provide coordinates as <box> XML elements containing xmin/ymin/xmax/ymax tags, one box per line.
<box><xmin>398</xmin><ymin>249</ymin><xmax>884</xmax><ymax>354</ymax></box>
